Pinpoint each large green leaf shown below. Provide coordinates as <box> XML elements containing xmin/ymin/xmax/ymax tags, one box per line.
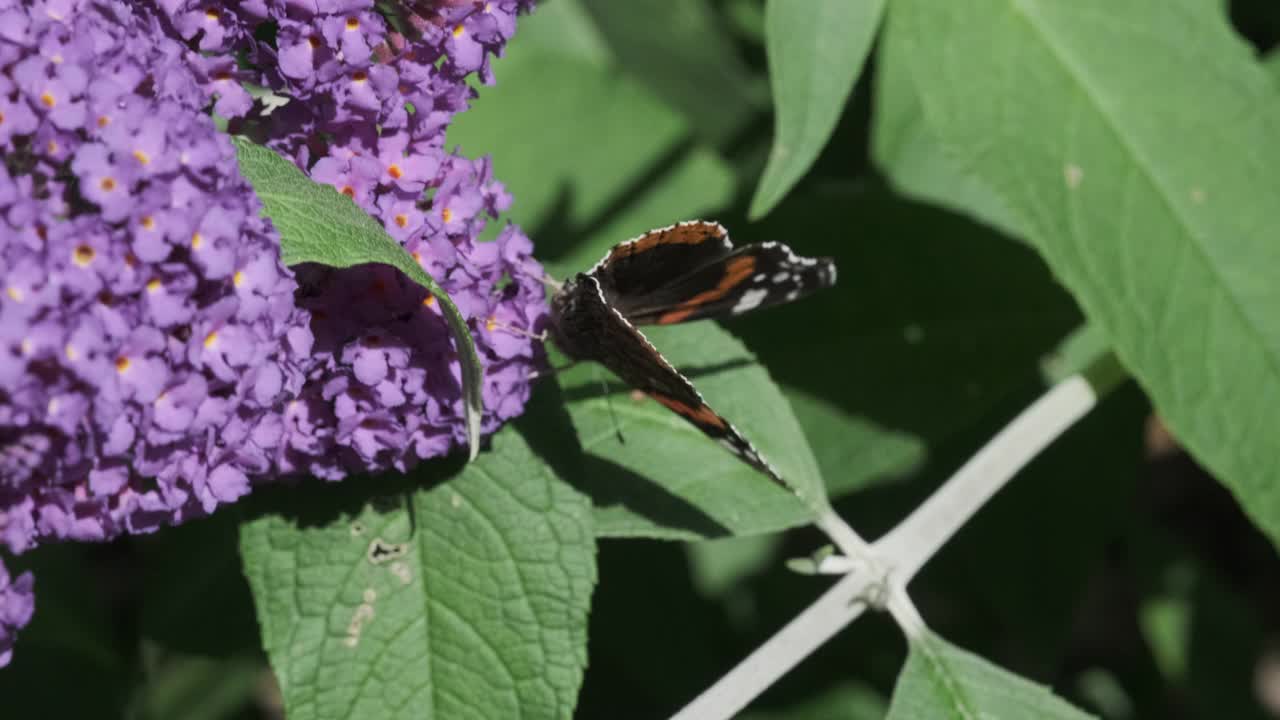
<box><xmin>1265</xmin><ymin>47</ymin><xmax>1280</xmax><ymax>86</ymax></box>
<box><xmin>561</xmin><ymin>322</ymin><xmax>823</xmax><ymax>539</ymax></box>
<box><xmin>233</xmin><ymin>138</ymin><xmax>485</xmax><ymax>460</ymax></box>
<box><xmin>749</xmin><ymin>0</ymin><xmax>885</xmax><ymax>219</ymax></box>
<box><xmin>887</xmin><ymin>631</ymin><xmax>1094</xmax><ymax>719</ymax></box>
<box><xmin>870</xmin><ymin>11</ymin><xmax>1025</xmax><ymax>240</ymax></box>
<box><xmin>578</xmin><ymin>0</ymin><xmax>765</xmax><ymax>144</ymax></box>
<box><xmin>447</xmin><ymin>32</ymin><xmax>734</xmax><ymax>278</ymax></box>
<box><xmin>892</xmin><ymin>0</ymin><xmax>1280</xmax><ymax>545</ymax></box>
<box><xmin>238</xmin><ymin>416</ymin><xmax>596</xmax><ymax>720</ymax></box>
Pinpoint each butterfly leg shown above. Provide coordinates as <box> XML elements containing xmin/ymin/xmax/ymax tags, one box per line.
<box><xmin>527</xmin><ymin>359</ymin><xmax>579</xmax><ymax>381</ymax></box>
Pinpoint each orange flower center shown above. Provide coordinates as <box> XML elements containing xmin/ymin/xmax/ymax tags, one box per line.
<box><xmin>72</xmin><ymin>244</ymin><xmax>95</xmax><ymax>266</ymax></box>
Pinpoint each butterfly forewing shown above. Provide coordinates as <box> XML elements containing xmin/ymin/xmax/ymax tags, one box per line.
<box><xmin>608</xmin><ymin>242</ymin><xmax>836</xmax><ymax>326</ymax></box>
<box><xmin>592</xmin><ymin>221</ymin><xmax>735</xmax><ymax>300</ymax></box>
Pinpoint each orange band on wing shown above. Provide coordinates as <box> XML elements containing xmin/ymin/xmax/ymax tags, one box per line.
<box><xmin>650</xmin><ymin>393</ymin><xmax>727</xmax><ymax>429</ymax></box>
<box><xmin>606</xmin><ymin>223</ymin><xmax>725</xmax><ymax>265</ymax></box>
<box><xmin>656</xmin><ymin>255</ymin><xmax>757</xmax><ymax>325</ymax></box>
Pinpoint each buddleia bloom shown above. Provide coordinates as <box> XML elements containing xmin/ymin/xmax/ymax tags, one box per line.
<box><xmin>0</xmin><ymin>0</ymin><xmax>543</xmax><ymax>666</ymax></box>
<box><xmin>181</xmin><ymin>0</ymin><xmax>548</xmax><ymax>475</ymax></box>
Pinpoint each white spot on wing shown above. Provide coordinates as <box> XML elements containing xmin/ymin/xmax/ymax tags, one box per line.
<box><xmin>731</xmin><ymin>287</ymin><xmax>769</xmax><ymax>314</ymax></box>
<box><xmin>718</xmin><ymin>438</ymin><xmax>743</xmax><ymax>456</ymax></box>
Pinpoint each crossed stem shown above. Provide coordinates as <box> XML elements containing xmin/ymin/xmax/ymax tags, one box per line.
<box><xmin>672</xmin><ymin>352</ymin><xmax>1125</xmax><ymax>720</ymax></box>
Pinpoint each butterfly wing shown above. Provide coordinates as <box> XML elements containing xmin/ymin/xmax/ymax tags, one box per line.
<box><xmin>553</xmin><ymin>274</ymin><xmax>788</xmax><ymax>489</ymax></box>
<box><xmin>605</xmin><ymin>241</ymin><xmax>836</xmax><ymax>326</ymax></box>
<box><xmin>591</xmin><ymin>221</ymin><xmax>736</xmax><ymax>300</ymax></box>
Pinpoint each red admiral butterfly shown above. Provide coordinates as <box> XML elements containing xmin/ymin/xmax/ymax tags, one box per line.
<box><xmin>549</xmin><ymin>221</ymin><xmax>836</xmax><ymax>490</ymax></box>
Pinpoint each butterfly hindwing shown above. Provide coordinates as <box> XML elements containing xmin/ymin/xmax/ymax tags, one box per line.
<box><xmin>550</xmin><ymin>275</ymin><xmax>787</xmax><ymax>487</ymax></box>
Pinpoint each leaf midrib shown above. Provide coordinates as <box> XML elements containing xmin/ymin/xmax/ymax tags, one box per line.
<box><xmin>1007</xmin><ymin>0</ymin><xmax>1280</xmax><ymax>389</ymax></box>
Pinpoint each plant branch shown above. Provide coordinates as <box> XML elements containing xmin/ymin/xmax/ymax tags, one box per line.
<box><xmin>670</xmin><ymin>570</ymin><xmax>874</xmax><ymax>720</ymax></box>
<box><xmin>671</xmin><ymin>355</ymin><xmax>1126</xmax><ymax>720</ymax></box>
<box><xmin>874</xmin><ymin>372</ymin><xmax>1100</xmax><ymax>581</ymax></box>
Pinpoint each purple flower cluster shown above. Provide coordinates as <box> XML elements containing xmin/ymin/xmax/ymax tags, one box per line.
<box><xmin>0</xmin><ymin>0</ymin><xmax>543</xmax><ymax>666</ymax></box>
<box><xmin>214</xmin><ymin>0</ymin><xmax>546</xmax><ymax>474</ymax></box>
<box><xmin>1</xmin><ymin>0</ymin><xmax>313</xmax><ymax>554</ymax></box>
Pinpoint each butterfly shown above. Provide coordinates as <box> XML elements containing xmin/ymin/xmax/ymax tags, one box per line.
<box><xmin>548</xmin><ymin>221</ymin><xmax>836</xmax><ymax>489</ymax></box>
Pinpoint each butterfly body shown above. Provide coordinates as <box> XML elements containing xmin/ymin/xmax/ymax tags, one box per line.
<box><xmin>549</xmin><ymin>221</ymin><xmax>836</xmax><ymax>489</ymax></box>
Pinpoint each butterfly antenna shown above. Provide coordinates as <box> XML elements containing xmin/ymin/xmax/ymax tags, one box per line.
<box><xmin>594</xmin><ymin>367</ymin><xmax>625</xmax><ymax>445</ymax></box>
<box><xmin>505</xmin><ymin>260</ymin><xmax>562</xmax><ymax>293</ymax></box>
<box><xmin>487</xmin><ymin>319</ymin><xmax>547</xmax><ymax>342</ymax></box>
<box><xmin>541</xmin><ymin>274</ymin><xmax>564</xmax><ymax>293</ymax></box>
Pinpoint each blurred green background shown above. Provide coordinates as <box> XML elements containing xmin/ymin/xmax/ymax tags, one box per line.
<box><xmin>5</xmin><ymin>1</ymin><xmax>1280</xmax><ymax>718</ymax></box>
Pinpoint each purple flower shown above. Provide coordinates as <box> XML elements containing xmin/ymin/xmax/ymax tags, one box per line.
<box><xmin>1</xmin><ymin>0</ymin><xmax>543</xmax><ymax>668</ymax></box>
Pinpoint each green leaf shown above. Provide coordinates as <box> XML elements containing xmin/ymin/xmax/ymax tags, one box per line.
<box><xmin>749</xmin><ymin>0</ymin><xmax>885</xmax><ymax>219</ymax></box>
<box><xmin>1264</xmin><ymin>47</ymin><xmax>1280</xmax><ymax>87</ymax></box>
<box><xmin>233</xmin><ymin>137</ymin><xmax>485</xmax><ymax>461</ymax></box>
<box><xmin>512</xmin><ymin>0</ymin><xmax>611</xmax><ymax>65</ymax></box>
<box><xmin>782</xmin><ymin>387</ymin><xmax>924</xmax><ymax>498</ymax></box>
<box><xmin>870</xmin><ymin>11</ymin><xmax>1025</xmax><ymax>240</ymax></box>
<box><xmin>447</xmin><ymin>33</ymin><xmax>734</xmax><ymax>279</ymax></box>
<box><xmin>541</xmin><ymin>148</ymin><xmax>735</xmax><ymax>281</ymax></box>
<box><xmin>133</xmin><ymin>650</ymin><xmax>265</xmax><ymax>720</ymax></box>
<box><xmin>686</xmin><ymin>533</ymin><xmax>780</xmax><ymax>598</ymax></box>
<box><xmin>578</xmin><ymin>0</ymin><xmax>765</xmax><ymax>144</ymax></box>
<box><xmin>892</xmin><ymin>0</ymin><xmax>1280</xmax><ymax>545</ymax></box>
<box><xmin>238</xmin><ymin>421</ymin><xmax>596</xmax><ymax>720</ymax></box>
<box><xmin>560</xmin><ymin>322</ymin><xmax>823</xmax><ymax>540</ymax></box>
<box><xmin>887</xmin><ymin>631</ymin><xmax>1095</xmax><ymax>719</ymax></box>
